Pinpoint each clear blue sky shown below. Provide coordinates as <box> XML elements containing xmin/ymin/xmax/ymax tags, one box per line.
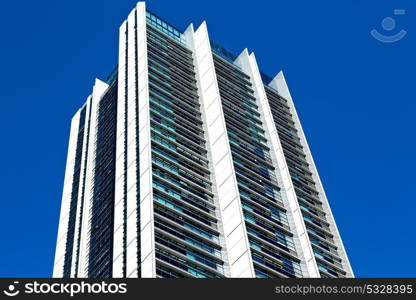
<box><xmin>0</xmin><ymin>0</ymin><xmax>414</xmax><ymax>277</ymax></box>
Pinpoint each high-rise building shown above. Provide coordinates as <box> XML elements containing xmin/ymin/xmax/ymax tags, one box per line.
<box><xmin>53</xmin><ymin>2</ymin><xmax>353</xmax><ymax>278</ymax></box>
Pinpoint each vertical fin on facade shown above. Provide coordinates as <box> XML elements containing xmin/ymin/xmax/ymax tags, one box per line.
<box><xmin>235</xmin><ymin>50</ymin><xmax>320</xmax><ymax>277</ymax></box>
<box><xmin>76</xmin><ymin>79</ymin><xmax>109</xmax><ymax>278</ymax></box>
<box><xmin>268</xmin><ymin>72</ymin><xmax>354</xmax><ymax>277</ymax></box>
<box><xmin>113</xmin><ymin>20</ymin><xmax>128</xmax><ymax>278</ymax></box>
<box><xmin>53</xmin><ymin>110</ymin><xmax>82</xmax><ymax>278</ymax></box>
<box><xmin>135</xmin><ymin>1</ymin><xmax>155</xmax><ymax>278</ymax></box>
<box><xmin>187</xmin><ymin>21</ymin><xmax>255</xmax><ymax>278</ymax></box>
<box><xmin>71</xmin><ymin>96</ymin><xmax>92</xmax><ymax>277</ymax></box>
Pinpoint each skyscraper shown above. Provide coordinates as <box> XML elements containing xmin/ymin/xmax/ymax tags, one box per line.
<box><xmin>54</xmin><ymin>1</ymin><xmax>353</xmax><ymax>278</ymax></box>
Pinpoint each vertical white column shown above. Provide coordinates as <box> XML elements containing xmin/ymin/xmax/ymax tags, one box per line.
<box><xmin>70</xmin><ymin>98</ymin><xmax>92</xmax><ymax>277</ymax></box>
<box><xmin>53</xmin><ymin>110</ymin><xmax>81</xmax><ymax>278</ymax></box>
<box><xmin>136</xmin><ymin>2</ymin><xmax>155</xmax><ymax>278</ymax></box>
<box><xmin>124</xmin><ymin>6</ymin><xmax>141</xmax><ymax>278</ymax></box>
<box><xmin>183</xmin><ymin>24</ymin><xmax>231</xmax><ymax>277</ymax></box>
<box><xmin>113</xmin><ymin>20</ymin><xmax>128</xmax><ymax>278</ymax></box>
<box><xmin>185</xmin><ymin>22</ymin><xmax>255</xmax><ymax>278</ymax></box>
<box><xmin>124</xmin><ymin>8</ymin><xmax>139</xmax><ymax>278</ymax></box>
<box><xmin>235</xmin><ymin>50</ymin><xmax>320</xmax><ymax>277</ymax></box>
<box><xmin>76</xmin><ymin>79</ymin><xmax>109</xmax><ymax>277</ymax></box>
<box><xmin>269</xmin><ymin>72</ymin><xmax>354</xmax><ymax>277</ymax></box>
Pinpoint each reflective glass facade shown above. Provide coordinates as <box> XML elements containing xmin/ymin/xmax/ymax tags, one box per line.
<box><xmin>88</xmin><ymin>80</ymin><xmax>118</xmax><ymax>277</ymax></box>
<box><xmin>212</xmin><ymin>54</ymin><xmax>302</xmax><ymax>278</ymax></box>
<box><xmin>264</xmin><ymin>86</ymin><xmax>347</xmax><ymax>278</ymax></box>
<box><xmin>147</xmin><ymin>22</ymin><xmax>225</xmax><ymax>278</ymax></box>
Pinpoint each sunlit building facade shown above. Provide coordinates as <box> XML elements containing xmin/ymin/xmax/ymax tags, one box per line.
<box><xmin>54</xmin><ymin>2</ymin><xmax>353</xmax><ymax>278</ymax></box>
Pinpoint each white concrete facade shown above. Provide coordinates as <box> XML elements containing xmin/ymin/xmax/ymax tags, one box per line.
<box><xmin>112</xmin><ymin>18</ymin><xmax>128</xmax><ymax>278</ymax></box>
<box><xmin>70</xmin><ymin>96</ymin><xmax>92</xmax><ymax>278</ymax></box>
<box><xmin>184</xmin><ymin>23</ymin><xmax>255</xmax><ymax>278</ymax></box>
<box><xmin>77</xmin><ymin>79</ymin><xmax>109</xmax><ymax>278</ymax></box>
<box><xmin>53</xmin><ymin>79</ymin><xmax>109</xmax><ymax>278</ymax></box>
<box><xmin>135</xmin><ymin>2</ymin><xmax>155</xmax><ymax>278</ymax></box>
<box><xmin>112</xmin><ymin>2</ymin><xmax>154</xmax><ymax>278</ymax></box>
